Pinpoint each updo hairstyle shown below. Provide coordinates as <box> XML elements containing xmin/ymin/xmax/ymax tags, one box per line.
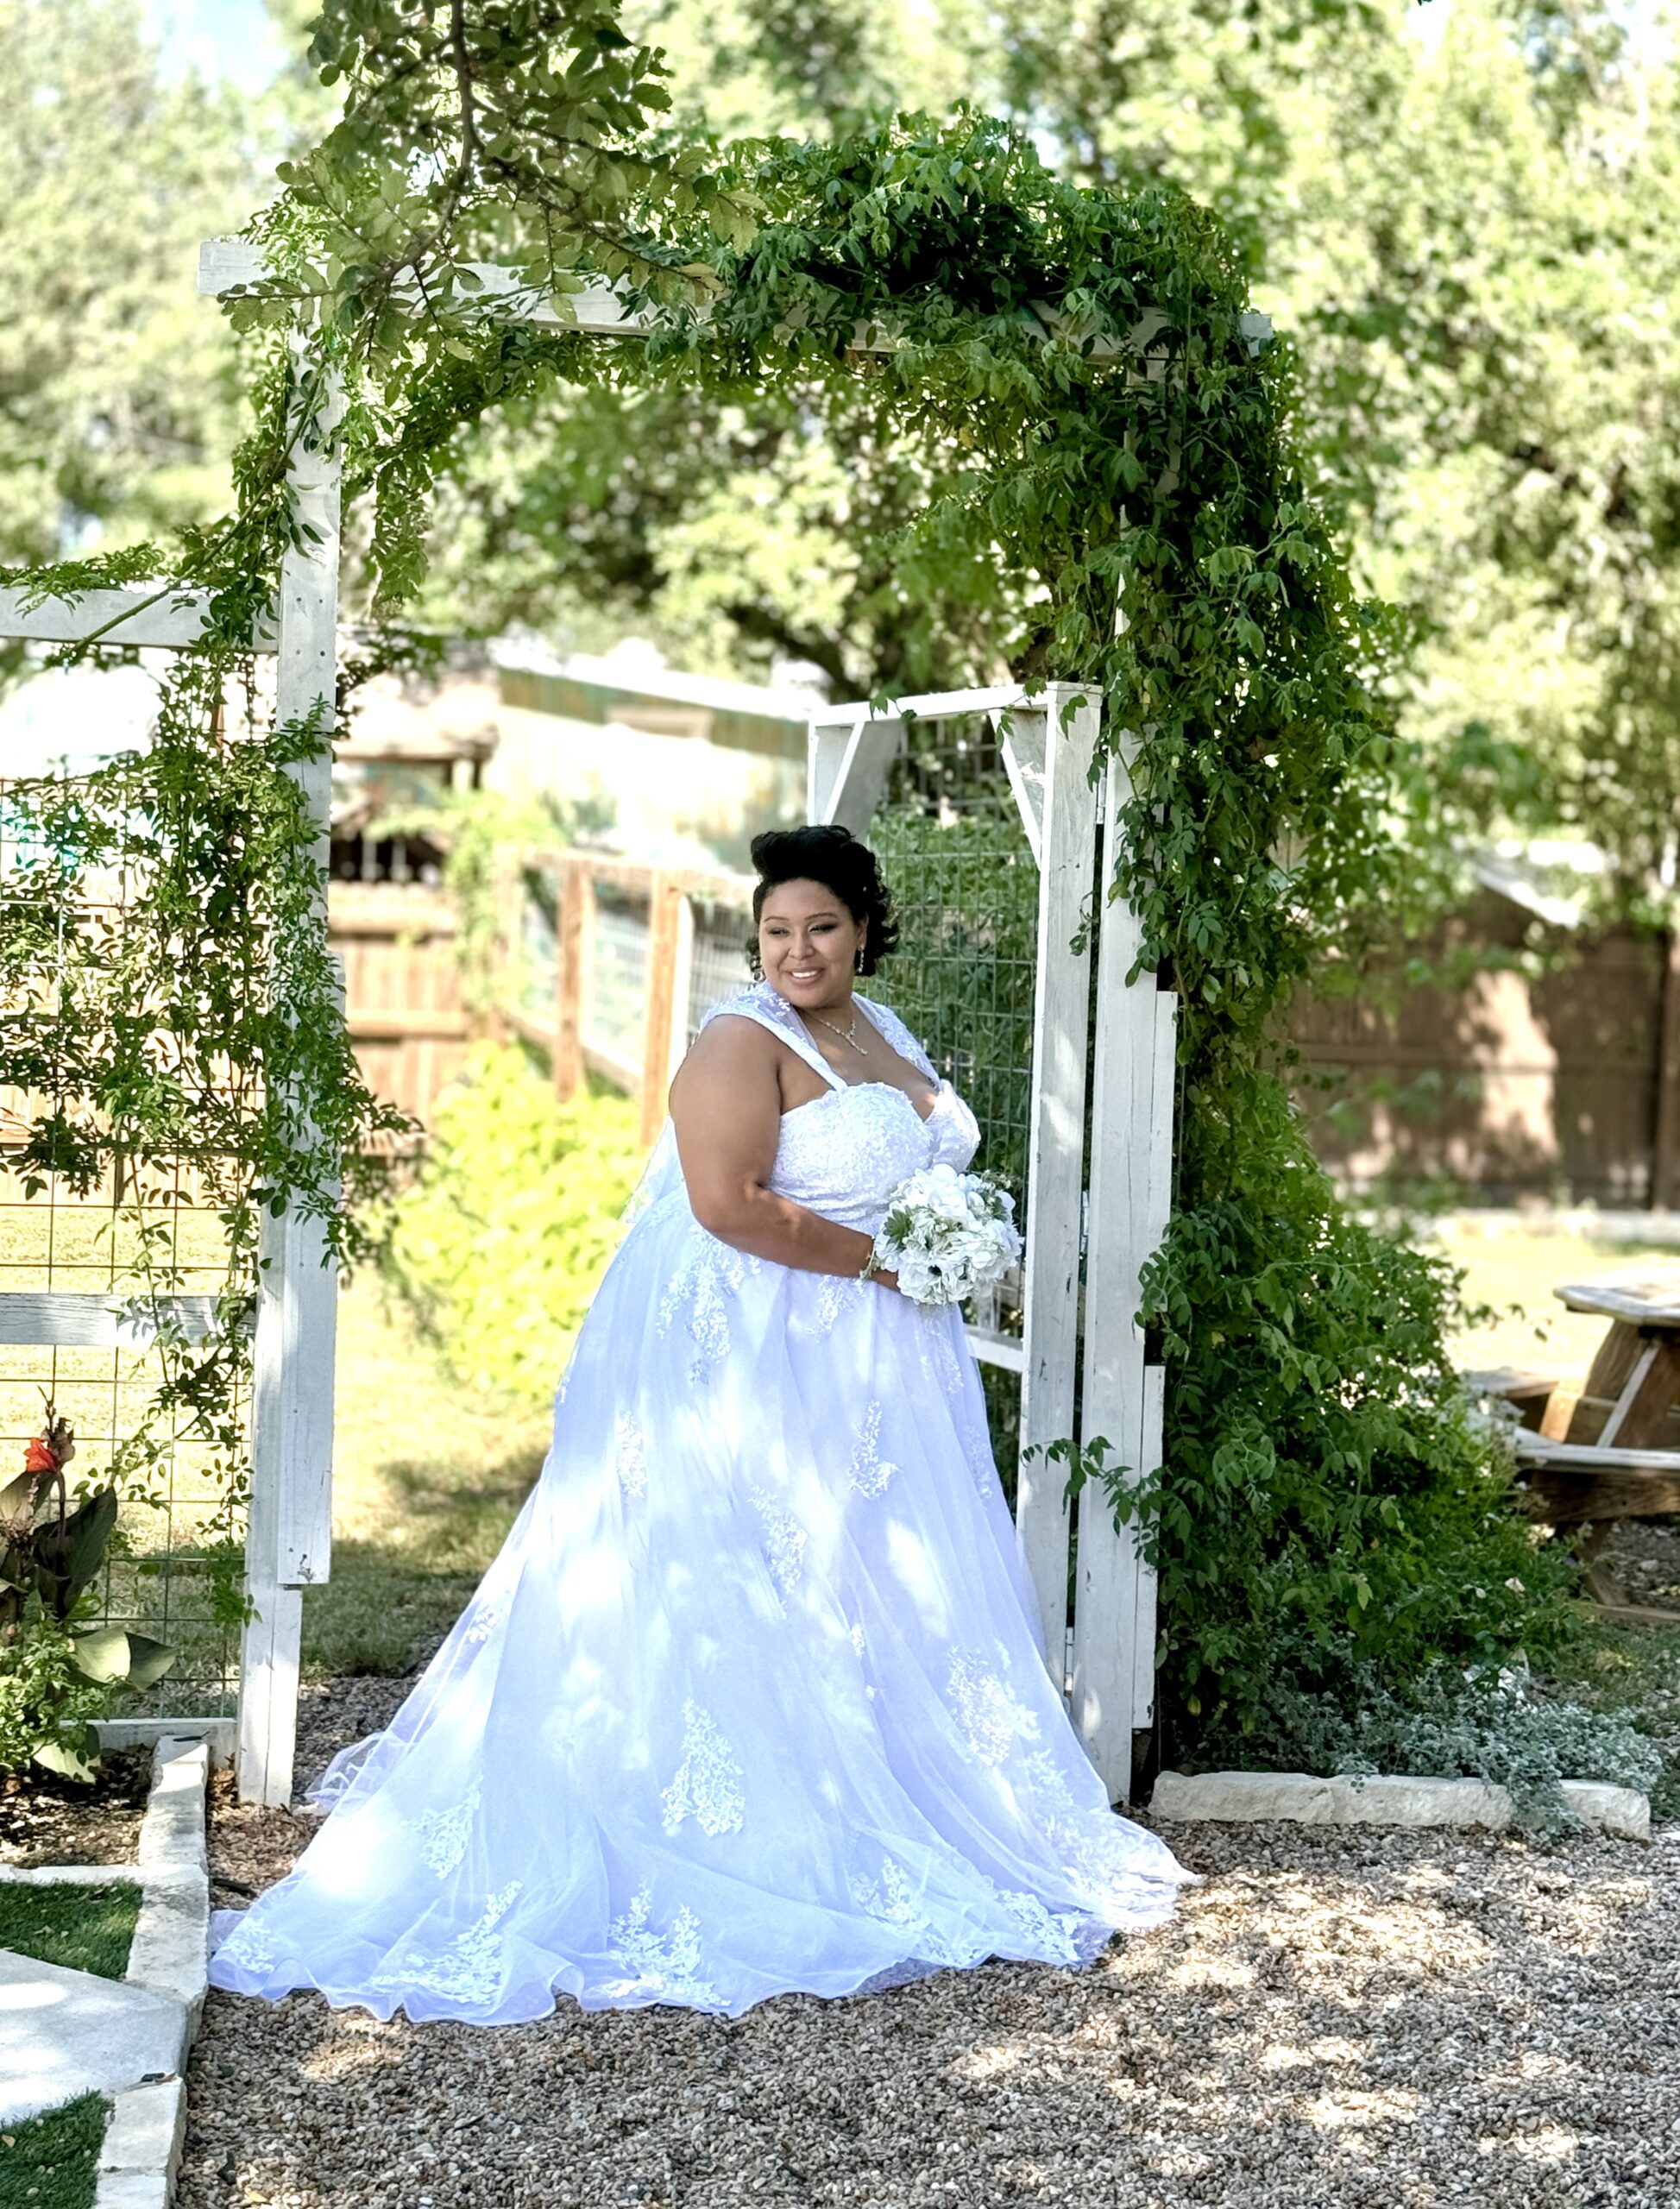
<box><xmin>746</xmin><ymin>824</ymin><xmax>900</xmax><ymax>980</ymax></box>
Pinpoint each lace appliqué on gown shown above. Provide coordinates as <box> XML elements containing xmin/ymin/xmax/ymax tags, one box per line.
<box><xmin>614</xmin><ymin>1413</ymin><xmax>649</xmax><ymax>1499</ymax></box>
<box><xmin>807</xmin><ymin>1272</ymin><xmax>864</xmax><ymax>1337</ymax></box>
<box><xmin>850</xmin><ymin>1857</ymin><xmax>965</xmax><ymax>1969</ymax></box>
<box><xmin>847</xmin><ymin>1401</ymin><xmax>899</xmax><ymax>1497</ymax></box>
<box><xmin>657</xmin><ymin>1237</ymin><xmax>759</xmax><ymax>1383</ymax></box>
<box><xmin>991</xmin><ymin>1884</ymin><xmax>1085</xmax><ymax>1967</ymax></box>
<box><xmin>463</xmin><ymin>1582</ymin><xmax>511</xmax><ymax>1646</ymax></box>
<box><xmin>750</xmin><ymin>1485</ymin><xmax>807</xmax><ymax>1609</ymax></box>
<box><xmin>947</xmin><ymin>1652</ymin><xmax>1041</xmax><ymax>1766</ymax></box>
<box><xmin>370</xmin><ymin>1881</ymin><xmax>521</xmax><ymax>2008</ymax></box>
<box><xmin>606</xmin><ymin>1888</ymin><xmax>722</xmax><ymax>2008</ymax></box>
<box><xmin>660</xmin><ymin>1702</ymin><xmax>746</xmax><ymax>1837</ymax></box>
<box><xmin>415</xmin><ymin>1779</ymin><xmax>480</xmax><ymax>1878</ymax></box>
<box><xmin>216</xmin><ymin>1912</ymin><xmax>281</xmax><ymax>1976</ymax></box>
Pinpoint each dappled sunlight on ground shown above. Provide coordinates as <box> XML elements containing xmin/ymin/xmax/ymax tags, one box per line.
<box><xmin>186</xmin><ymin>1720</ymin><xmax>1680</xmax><ymax>2207</ymax></box>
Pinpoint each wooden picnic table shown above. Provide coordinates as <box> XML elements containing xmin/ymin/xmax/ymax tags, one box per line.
<box><xmin>1491</xmin><ymin>1268</ymin><xmax>1680</xmax><ymax>1620</ymax></box>
<box><xmin>1551</xmin><ymin>1269</ymin><xmax>1680</xmax><ymax>1451</ymax></box>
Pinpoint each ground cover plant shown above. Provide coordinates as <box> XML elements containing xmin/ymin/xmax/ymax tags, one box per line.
<box><xmin>0</xmin><ymin>1880</ymin><xmax>139</xmax><ymax>1980</ymax></box>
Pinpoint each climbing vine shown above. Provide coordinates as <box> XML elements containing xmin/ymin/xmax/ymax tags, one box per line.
<box><xmin>1</xmin><ymin>0</ymin><xmax>1582</xmax><ymax>1761</ymax></box>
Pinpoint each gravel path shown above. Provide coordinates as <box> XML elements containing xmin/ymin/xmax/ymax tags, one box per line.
<box><xmin>182</xmin><ymin>1677</ymin><xmax>1680</xmax><ymax>2209</ymax></box>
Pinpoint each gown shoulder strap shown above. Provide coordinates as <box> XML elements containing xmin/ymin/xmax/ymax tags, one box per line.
<box><xmin>697</xmin><ymin>980</ymin><xmax>842</xmax><ymax>1089</ymax></box>
<box><xmin>855</xmin><ymin>992</ymin><xmax>939</xmax><ymax>1085</ymax></box>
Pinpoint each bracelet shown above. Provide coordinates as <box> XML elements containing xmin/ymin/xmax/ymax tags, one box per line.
<box><xmin>858</xmin><ymin>1245</ymin><xmax>884</xmax><ymax>1283</ymax></box>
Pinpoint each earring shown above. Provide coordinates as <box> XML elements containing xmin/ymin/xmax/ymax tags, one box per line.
<box><xmin>854</xmin><ymin>945</ymin><xmax>865</xmax><ymax>973</ymax></box>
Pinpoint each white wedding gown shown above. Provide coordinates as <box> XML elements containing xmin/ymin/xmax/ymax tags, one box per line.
<box><xmin>209</xmin><ymin>981</ymin><xmax>1191</xmax><ymax>2023</ymax></box>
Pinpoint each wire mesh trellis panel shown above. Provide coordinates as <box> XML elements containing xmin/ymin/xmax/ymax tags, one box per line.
<box><xmin>686</xmin><ymin>898</ymin><xmax>755</xmax><ymax>1042</ymax></box>
<box><xmin>588</xmin><ymin>883</ymin><xmax>652</xmax><ymax>1065</ymax></box>
<box><xmin>868</xmin><ymin>718</ymin><xmax>1039</xmax><ymax>1494</ymax></box>
<box><xmin>0</xmin><ymin>774</ymin><xmax>249</xmax><ymax>1717</ymax></box>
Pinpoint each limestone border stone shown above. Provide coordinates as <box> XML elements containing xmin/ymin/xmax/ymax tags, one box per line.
<box><xmin>1151</xmin><ymin>1767</ymin><xmax>1652</xmax><ymax>1839</ymax></box>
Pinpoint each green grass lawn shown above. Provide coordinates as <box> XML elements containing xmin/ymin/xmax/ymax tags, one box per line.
<box><xmin>1428</xmin><ymin>1213</ymin><xmax>1679</xmax><ymax>1383</ymax></box>
<box><xmin>0</xmin><ymin>1883</ymin><xmax>140</xmax><ymax>1980</ymax></box>
<box><xmin>301</xmin><ymin>1274</ymin><xmax>551</xmax><ymax>1680</ymax></box>
<box><xmin>0</xmin><ymin>2094</ymin><xmax>105</xmax><ymax>2209</ymax></box>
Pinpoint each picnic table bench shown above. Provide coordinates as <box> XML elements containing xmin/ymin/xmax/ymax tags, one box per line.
<box><xmin>1466</xmin><ymin>1271</ymin><xmax>1680</xmax><ymax>1622</ymax></box>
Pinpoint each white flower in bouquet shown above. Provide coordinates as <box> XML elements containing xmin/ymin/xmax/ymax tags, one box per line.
<box><xmin>871</xmin><ymin>1163</ymin><xmax>1022</xmax><ymax>1309</ymax></box>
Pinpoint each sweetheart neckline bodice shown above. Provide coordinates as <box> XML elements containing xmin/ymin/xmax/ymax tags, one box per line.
<box><xmin>780</xmin><ymin>1077</ymin><xmax>947</xmax><ymax>1129</ymax></box>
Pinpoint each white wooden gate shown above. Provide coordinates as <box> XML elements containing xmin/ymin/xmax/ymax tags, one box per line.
<box><xmin>810</xmin><ymin>688</ymin><xmax>1176</xmax><ymax>1802</ymax></box>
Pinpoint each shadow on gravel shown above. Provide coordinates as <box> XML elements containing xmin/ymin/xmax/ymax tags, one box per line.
<box><xmin>181</xmin><ymin>1775</ymin><xmax>1678</xmax><ymax>2209</ymax></box>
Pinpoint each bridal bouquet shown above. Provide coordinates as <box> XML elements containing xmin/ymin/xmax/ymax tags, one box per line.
<box><xmin>870</xmin><ymin>1164</ymin><xmax>1022</xmax><ymax>1309</ymax></box>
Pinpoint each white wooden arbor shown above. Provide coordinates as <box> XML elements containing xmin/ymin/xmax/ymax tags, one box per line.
<box><xmin>810</xmin><ymin>688</ymin><xmax>1175</xmax><ymax>1800</ymax></box>
<box><xmin>0</xmin><ymin>237</ymin><xmax>1194</xmax><ymax>1809</ymax></box>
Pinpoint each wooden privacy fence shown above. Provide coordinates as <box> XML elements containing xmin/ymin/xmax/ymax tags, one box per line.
<box><xmin>500</xmin><ymin>849</ymin><xmax>756</xmax><ymax>1146</ymax></box>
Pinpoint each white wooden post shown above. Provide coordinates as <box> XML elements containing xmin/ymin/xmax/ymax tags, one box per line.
<box><xmin>1008</xmin><ymin>683</ymin><xmax>1100</xmax><ymax>1680</ymax></box>
<box><xmin>1070</xmin><ymin>739</ymin><xmax>1177</xmax><ymax>1804</ymax></box>
<box><xmin>238</xmin><ymin>345</ymin><xmax>344</xmax><ymax>1808</ymax></box>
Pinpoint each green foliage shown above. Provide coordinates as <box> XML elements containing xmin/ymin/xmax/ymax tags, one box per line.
<box><xmin>1139</xmin><ymin>1085</ymin><xmax>1583</xmax><ymax>1739</ymax></box>
<box><xmin>0</xmin><ymin>2092</ymin><xmax>105</xmax><ymax>2209</ymax></box>
<box><xmin>384</xmin><ymin>1045</ymin><xmax>644</xmax><ymax>1409</ymax></box>
<box><xmin>0</xmin><ymin>0</ymin><xmax>257</xmax><ymax>574</ymax></box>
<box><xmin>0</xmin><ymin>1880</ymin><xmax>141</xmax><ymax>1981</ymax></box>
<box><xmin>0</xmin><ymin>1621</ymin><xmax>109</xmax><ymax>1784</ymax></box>
<box><xmin>1195</xmin><ymin>1659</ymin><xmax>1665</xmax><ymax>1843</ymax></box>
<box><xmin>0</xmin><ymin>1443</ymin><xmax>173</xmax><ymax>1764</ymax></box>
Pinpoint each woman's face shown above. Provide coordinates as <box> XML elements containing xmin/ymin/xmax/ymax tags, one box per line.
<box><xmin>757</xmin><ymin>878</ymin><xmax>865</xmax><ymax>1009</ymax></box>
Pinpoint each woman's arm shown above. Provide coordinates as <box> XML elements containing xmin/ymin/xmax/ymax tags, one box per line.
<box><xmin>668</xmin><ymin>1016</ymin><xmax>897</xmax><ymax>1287</ymax></box>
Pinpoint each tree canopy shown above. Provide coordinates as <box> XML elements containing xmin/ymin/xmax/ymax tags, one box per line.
<box><xmin>0</xmin><ymin>0</ymin><xmax>262</xmax><ymax>570</ymax></box>
<box><xmin>400</xmin><ymin>0</ymin><xmax>1680</xmax><ymax>897</ymax></box>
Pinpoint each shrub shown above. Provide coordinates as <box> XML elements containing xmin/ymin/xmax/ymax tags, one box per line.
<box><xmin>1139</xmin><ymin>1073</ymin><xmax>1586</xmax><ymax>1759</ymax></box>
<box><xmin>383</xmin><ymin>1044</ymin><xmax>645</xmax><ymax>1411</ymax></box>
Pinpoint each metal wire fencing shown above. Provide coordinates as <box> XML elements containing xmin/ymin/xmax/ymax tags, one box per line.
<box><xmin>0</xmin><ymin>777</ymin><xmax>247</xmax><ymax>1715</ymax></box>
<box><xmin>868</xmin><ymin>715</ymin><xmax>1040</xmax><ymax>1490</ymax></box>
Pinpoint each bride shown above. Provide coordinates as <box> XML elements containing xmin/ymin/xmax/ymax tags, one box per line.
<box><xmin>209</xmin><ymin>824</ymin><xmax>1192</xmax><ymax>2023</ymax></box>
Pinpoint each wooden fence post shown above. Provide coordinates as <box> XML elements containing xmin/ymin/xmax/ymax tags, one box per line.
<box><xmin>641</xmin><ymin>872</ymin><xmax>683</xmax><ymax>1145</ymax></box>
<box><xmin>553</xmin><ymin>856</ymin><xmax>586</xmax><ymax>1104</ymax></box>
<box><xmin>239</xmin><ymin>346</ymin><xmax>343</xmax><ymax>1809</ymax></box>
<box><xmin>669</xmin><ymin>889</ymin><xmax>696</xmax><ymax>1070</ymax></box>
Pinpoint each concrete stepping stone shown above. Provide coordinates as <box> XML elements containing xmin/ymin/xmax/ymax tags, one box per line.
<box><xmin>0</xmin><ymin>1946</ymin><xmax>185</xmax><ymax>2125</ymax></box>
